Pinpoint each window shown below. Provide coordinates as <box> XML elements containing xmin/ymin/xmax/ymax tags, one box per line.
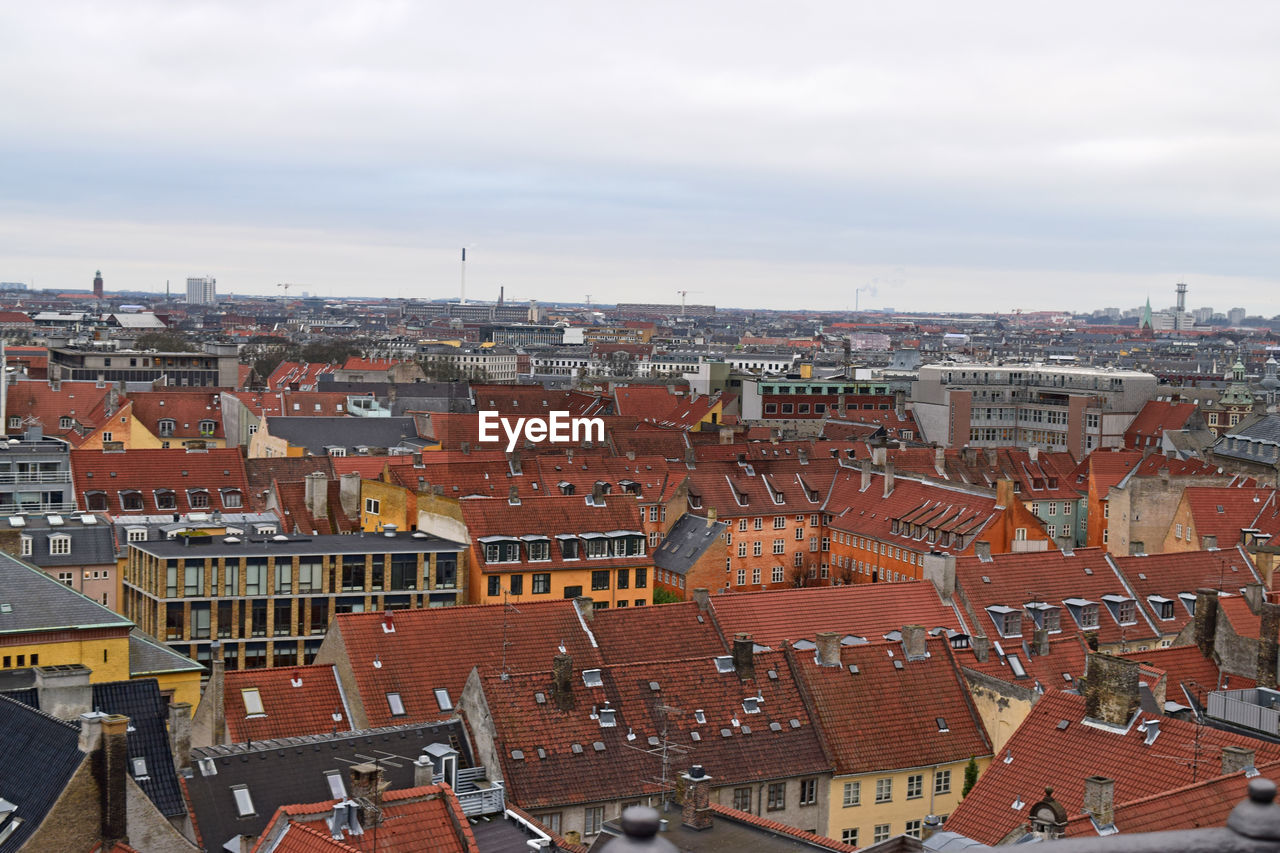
<box><xmin>59</xmin><ymin>416</ymin><xmax>74</xmax><ymax>430</ymax></box>
<box><xmin>508</xmin><ymin>574</ymin><xmax>523</xmax><ymax>595</ymax></box>
<box><xmin>906</xmin><ymin>819</ymin><xmax>923</xmax><ymax>839</ymax></box>
<box><xmin>57</xmin><ymin>570</ymin><xmax>72</xmax><ymax>584</ymax></box>
<box><xmin>325</xmin><ymin>770</ymin><xmax>346</xmax><ymax>799</ymax></box>
<box><xmin>539</xmin><ymin>813</ymin><xmax>562</xmax><ymax>833</ymax></box>
<box><xmin>241</xmin><ymin>688</ymin><xmax>265</xmax><ymax>716</ymax></box>
<box><xmin>532</xmin><ymin>573</ymin><xmax>551</xmax><ymax>594</ymax></box>
<box><xmin>773</xmin><ymin>516</ymin><xmax>786</xmax><ymax>529</ymax></box>
<box><xmin>487</xmin><ymin>576</ymin><xmax>501</xmax><ymax>597</ymax></box>
<box><xmin>20</xmin><ymin>536</ymin><xmax>31</xmax><ymax>557</ymax></box>
<box><xmin>158</xmin><ymin>419</ymin><xmax>175</xmax><ymax>437</ymax></box>
<box><xmin>387</xmin><ymin>692</ymin><xmax>406</xmax><ymax>716</ymax></box>
<box><xmin>365</xmin><ymin>497</ymin><xmax>380</xmax><ymax>515</ymax></box>
<box><xmin>795</xmin><ymin>527</ymin><xmax>804</xmax><ymax>540</ymax></box>
<box><xmin>222</xmin><ymin>489</ymin><xmax>243</xmax><ymax>508</ymax></box>
<box><xmin>842</xmin><ymin>829</ymin><xmax>859</xmax><ymax>845</ymax></box>
<box><xmin>767</xmin><ymin>782</ymin><xmax>786</xmax><ymax>811</ymax></box>
<box><xmin>738</xmin><ymin>518</ymin><xmax>748</xmax><ymax>531</ymax></box>
<box><xmin>907</xmin><ymin>773</ymin><xmax>923</xmax><ymax>799</ymax></box>
<box><xmin>434</xmin><ymin>687</ymin><xmax>453</xmax><ymax>711</ymax></box>
<box><xmin>49</xmin><ymin>535</ymin><xmax>70</xmax><ymax>556</ymax></box>
<box><xmin>935</xmin><ymin>769</ymin><xmax>952</xmax><ymax>795</ymax></box>
<box><xmin>231</xmin><ymin>785</ymin><xmax>256</xmax><ymax>817</ymax></box>
<box><xmin>635</xmin><ymin>567</ymin><xmax>647</xmax><ymax>588</ymax></box>
<box><xmin>752</xmin><ymin>567</ymin><xmax>761</xmax><ymax>584</ymax></box>
<box><xmin>190</xmin><ymin>490</ymin><xmax>210</xmax><ymax>509</ymax></box>
<box><xmin>199</xmin><ymin>420</ymin><xmax>216</xmax><ymax>436</ymax></box>
<box><xmin>753</xmin><ymin>541</ymin><xmax>763</xmax><ymax>557</ymax></box>
<box><xmin>773</xmin><ymin>539</ymin><xmax>785</xmax><ymax>555</ymax></box>
<box><xmin>733</xmin><ymin>787</ymin><xmax>752</xmax><ymax>811</ymax></box>
<box><xmin>584</xmin><ymin>806</ymin><xmax>604</xmax><ymax>836</ymax></box>
<box><xmin>799</xmin><ymin>778</ymin><xmax>817</xmax><ymax>806</ymax></box>
<box><xmin>754</xmin><ymin>517</ymin><xmax>763</xmax><ymax>530</ymax></box>
<box><xmin>874</xmin><ymin>824</ymin><xmax>891</xmax><ymax>843</ymax></box>
<box><xmin>737</xmin><ymin>569</ymin><xmax>746</xmax><ymax>585</ymax></box>
<box><xmin>156</xmin><ymin>489</ymin><xmax>176</xmax><ymax>510</ymax></box>
<box><xmin>772</xmin><ymin>566</ymin><xmax>784</xmax><ymax>583</ymax></box>
<box><xmin>592</xmin><ymin>570</ymin><xmax>610</xmax><ymax>590</ymax></box>
<box><xmin>843</xmin><ymin>781</ymin><xmax>860</xmax><ymax>807</ymax></box>
<box><xmin>875</xmin><ymin>778</ymin><xmax>892</xmax><ymax>803</ymax></box>
<box><xmin>737</xmin><ymin>542</ymin><xmax>747</xmax><ymax>557</ymax></box>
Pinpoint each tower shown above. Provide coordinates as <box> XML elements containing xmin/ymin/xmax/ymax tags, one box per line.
<box><xmin>93</xmin><ymin>270</ymin><xmax>103</xmax><ymax>300</ymax></box>
<box><xmin>1175</xmin><ymin>281</ymin><xmax>1187</xmax><ymax>314</ymax></box>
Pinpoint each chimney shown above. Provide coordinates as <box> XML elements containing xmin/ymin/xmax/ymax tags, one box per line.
<box><xmin>575</xmin><ymin>595</ymin><xmax>594</xmax><ymax>622</ymax></box>
<box><xmin>210</xmin><ymin>640</ymin><xmax>226</xmax><ymax>745</ymax></box>
<box><xmin>1082</xmin><ymin>776</ymin><xmax>1115</xmax><ymax>827</ymax></box>
<box><xmin>985</xmin><ymin>447</ymin><xmax>997</xmax><ymax>467</ymax></box>
<box><xmin>508</xmin><ymin>485</ymin><xmax>520</xmax><ymax>505</ymax></box>
<box><xmin>413</xmin><ymin>755</ymin><xmax>434</xmax><ymax>787</ymax></box>
<box><xmin>1222</xmin><ymin>745</ymin><xmax>1257</xmax><ymax>775</ymax></box>
<box><xmin>591</xmin><ymin>481</ymin><xmax>605</xmax><ymax>505</ymax></box>
<box><xmin>1194</xmin><ymin>588</ymin><xmax>1220</xmax><ymax>659</ymax></box>
<box><xmin>934</xmin><ymin>446</ymin><xmax>946</xmax><ymax>472</ymax></box>
<box><xmin>1257</xmin><ymin>603</ymin><xmax>1280</xmax><ymax>689</ymax></box>
<box><xmin>349</xmin><ymin>763</ymin><xmax>389</xmax><ymax>827</ymax></box>
<box><xmin>1203</xmin><ymin>535</ymin><xmax>1219</xmax><ymax>550</ymax></box>
<box><xmin>681</xmin><ymin>765</ymin><xmax>713</xmax><ymax>831</ymax></box>
<box><xmin>962</xmin><ymin>446</ymin><xmax>977</xmax><ymax>466</ymax></box>
<box><xmin>894</xmin><ymin>389</ymin><xmax>906</xmax><ymax>418</ymax></box>
<box><xmin>797</xmin><ymin>447</ymin><xmax>808</xmax><ymax>465</ymax></box>
<box><xmin>815</xmin><ymin>632</ymin><xmax>841</xmax><ymax>667</ymax></box>
<box><xmin>1082</xmin><ymin>653</ymin><xmax>1140</xmax><ymax>727</ymax></box>
<box><xmin>339</xmin><ymin>472</ymin><xmax>361</xmax><ymax>518</ymax></box>
<box><xmin>684</xmin><ymin>446</ymin><xmax>696</xmax><ymax>465</ymax></box>
<box><xmin>706</xmin><ymin>507</ymin><xmax>717</xmax><ymax>527</ymax></box>
<box><xmin>922</xmin><ymin>552</ymin><xmax>956</xmax><ymax>602</ymax></box>
<box><xmin>507</xmin><ymin>451</ymin><xmax>522</xmax><ymax>475</ymax></box>
<box><xmin>169</xmin><ymin>702</ymin><xmax>192</xmax><ymax>770</ymax></box>
<box><xmin>1244</xmin><ymin>583</ymin><xmax>1266</xmax><ymax>614</ymax></box>
<box><xmin>902</xmin><ymin>625</ymin><xmax>927</xmax><ymax>660</ymax></box>
<box><xmin>552</xmin><ymin>652</ymin><xmax>574</xmax><ymax>711</ymax></box>
<box><xmin>1033</xmin><ymin>627</ymin><xmax>1050</xmax><ymax>657</ymax></box>
<box><xmin>971</xmin><ymin>634</ymin><xmax>991</xmax><ymax>663</ymax></box>
<box><xmin>34</xmin><ymin>664</ymin><xmax>93</xmax><ymax>720</ymax></box>
<box><xmin>719</xmin><ymin>428</ymin><xmax>733</xmax><ymax>445</ymax></box>
<box><xmin>304</xmin><ymin>471</ymin><xmax>328</xmax><ymax>520</ymax></box>
<box><xmin>382</xmin><ymin>523</ymin><xmax>397</xmax><ymax>537</ymax></box>
<box><xmin>97</xmin><ymin>714</ymin><xmax>130</xmax><ymax>847</ymax></box>
<box><xmin>975</xmin><ymin>541</ymin><xmax>992</xmax><ymax>563</ymax></box>
<box><xmin>996</xmin><ymin>478</ymin><xmax>1015</xmax><ymax>509</ymax></box>
<box><xmin>692</xmin><ymin>587</ymin><xmax>710</xmax><ymax>611</ymax></box>
<box><xmin>860</xmin><ymin>459</ymin><xmax>872</xmax><ymax>491</ymax></box>
<box><xmin>1029</xmin><ymin>445</ymin><xmax>1039</xmax><ymax>462</ymax></box>
<box><xmin>883</xmin><ymin>459</ymin><xmax>895</xmax><ymax>498</ymax></box>
<box><xmin>871</xmin><ymin>445</ymin><xmax>887</xmax><ymax>466</ymax></box>
<box><xmin>732</xmin><ymin>633</ymin><xmax>755</xmax><ymax>681</ymax></box>
<box><xmin>1129</xmin><ymin>541</ymin><xmax>1145</xmax><ymax>556</ymax></box>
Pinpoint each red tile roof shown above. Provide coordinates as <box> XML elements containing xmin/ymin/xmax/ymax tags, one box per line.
<box><xmin>1217</xmin><ymin>594</ymin><xmax>1273</xmax><ymax>641</ymax></box>
<box><xmin>1124</xmin><ymin>400</ymin><xmax>1200</xmax><ymax>449</ymax></box>
<box><xmin>707</xmin><ymin>804</ymin><xmax>857</xmax><ymax>852</ymax></box>
<box><xmin>954</xmin><ymin>547</ymin><xmax>1161</xmax><ymax>647</ymax></box>
<box><xmin>708</xmin><ymin>582</ymin><xmax>959</xmax><ymax>647</ymax></box>
<box><xmin>959</xmin><ymin>633</ymin><xmax>1091</xmax><ymax>694</ymax></box>
<box><xmin>71</xmin><ymin>447</ymin><xmax>250</xmax><ymax>515</ymax></box>
<box><xmin>223</xmin><ymin>665</ymin><xmax>352</xmax><ymax>742</ymax></box>
<box><xmin>471</xmin><ymin>384</ymin><xmax>610</xmax><ymax>418</ymax></box>
<box><xmin>230</xmin><ymin>391</ymin><xmax>356</xmax><ymax>417</ymax></box>
<box><xmin>1184</xmin><ymin>486</ymin><xmax>1279</xmax><ymax>546</ymax></box>
<box><xmin>341</xmin><ymin>356</ymin><xmax>404</xmax><ymax>372</ymax></box>
<box><xmin>126</xmin><ymin>390</ymin><xmax>225</xmax><ymax>440</ymax></box>
<box><xmin>259</xmin><ymin>785</ymin><xmax>479</xmax><ymax>853</ymax></box>
<box><xmin>944</xmin><ymin>690</ymin><xmax>1280</xmax><ymax>845</ymax></box>
<box><xmin>331</xmin><ymin>601</ymin><xmax>604</xmax><ymax>728</ymax></box>
<box><xmin>6</xmin><ymin>380</ymin><xmax>114</xmax><ymax>442</ymax></box>
<box><xmin>274</xmin><ymin>479</ymin><xmax>356</xmax><ymax>534</ymax></box>
<box><xmin>792</xmin><ymin>636</ymin><xmax>991</xmax><ymax>774</ymax></box>
<box><xmin>1119</xmin><ymin>644</ymin><xmax>1254</xmax><ymax>696</ymax></box>
<box><xmin>685</xmin><ymin>458</ymin><xmax>838</xmax><ymax>520</ymax></box>
<box><xmin>267</xmin><ymin>361</ymin><xmax>336</xmax><ymax>391</ymax></box>
<box><xmin>590</xmin><ymin>601</ymin><xmax>726</xmax><ymax>664</ymax></box>
<box><xmin>1110</xmin><ymin>547</ymin><xmax>1260</xmax><ymax>635</ymax></box>
<box><xmin>612</xmin><ymin>386</ymin><xmax>727</xmax><ymax>429</ymax></box>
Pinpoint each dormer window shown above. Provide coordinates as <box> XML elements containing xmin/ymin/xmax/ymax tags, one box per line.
<box><xmin>189</xmin><ymin>489</ymin><xmax>210</xmax><ymax>509</ymax></box>
<box><xmin>59</xmin><ymin>416</ymin><xmax>74</xmax><ymax>430</ymax></box>
<box><xmin>558</xmin><ymin>482</ymin><xmax>575</xmax><ymax>496</ymax></box>
<box><xmin>1149</xmin><ymin>596</ymin><xmax>1176</xmax><ymax>621</ymax></box>
<box><xmin>559</xmin><ymin>537</ymin><xmax>581</xmax><ymax>560</ymax></box>
<box><xmin>1064</xmin><ymin>598</ymin><xmax>1099</xmax><ymax>629</ymax></box>
<box><xmin>120</xmin><ymin>490</ymin><xmax>143</xmax><ymax>512</ymax></box>
<box><xmin>199</xmin><ymin>420</ymin><xmax>216</xmax><ymax>436</ymax></box>
<box><xmin>986</xmin><ymin>606</ymin><xmax>1022</xmax><ymax>638</ymax></box>
<box><xmin>1179</xmin><ymin>592</ymin><xmax>1197</xmax><ymax>615</ymax></box>
<box><xmin>481</xmin><ymin>538</ymin><xmax>520</xmax><ymax>563</ymax></box>
<box><xmin>1102</xmin><ymin>595</ymin><xmax>1138</xmax><ymax>625</ymax></box>
<box><xmin>155</xmin><ymin>490</ymin><xmax>176</xmax><ymax>511</ymax></box>
<box><xmin>85</xmin><ymin>491</ymin><xmax>108</xmax><ymax>512</ymax></box>
<box><xmin>527</xmin><ymin>540</ymin><xmax>551</xmax><ymax>562</ymax></box>
<box><xmin>48</xmin><ymin>534</ymin><xmax>71</xmax><ymax>556</ymax></box>
<box><xmin>158</xmin><ymin>419</ymin><xmax>176</xmax><ymax>437</ymax></box>
<box><xmin>1024</xmin><ymin>602</ymin><xmax>1061</xmax><ymax>633</ymax></box>
<box><xmin>598</xmin><ymin>706</ymin><xmax>617</xmax><ymax>727</ymax></box>
<box><xmin>221</xmin><ymin>489</ymin><xmax>243</xmax><ymax>509</ymax></box>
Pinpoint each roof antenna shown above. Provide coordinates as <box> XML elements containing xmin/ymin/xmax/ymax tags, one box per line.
<box><xmin>499</xmin><ymin>588</ymin><xmax>521</xmax><ymax>681</ymax></box>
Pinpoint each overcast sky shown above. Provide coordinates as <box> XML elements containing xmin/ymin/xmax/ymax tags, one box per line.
<box><xmin>2</xmin><ymin>2</ymin><xmax>1278</xmax><ymax>314</ymax></box>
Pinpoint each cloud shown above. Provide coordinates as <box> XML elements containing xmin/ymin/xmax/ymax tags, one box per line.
<box><xmin>1</xmin><ymin>1</ymin><xmax>1278</xmax><ymax>311</ymax></box>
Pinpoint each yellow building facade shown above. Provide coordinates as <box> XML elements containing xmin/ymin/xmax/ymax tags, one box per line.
<box><xmin>825</xmin><ymin>758</ymin><xmax>989</xmax><ymax>846</ymax></box>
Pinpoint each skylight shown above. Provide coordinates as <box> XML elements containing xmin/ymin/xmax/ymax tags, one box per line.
<box><xmin>694</xmin><ymin>709</ymin><xmax>706</xmax><ymax>724</ymax></box>
<box><xmin>387</xmin><ymin>692</ymin><xmax>406</xmax><ymax>716</ymax></box>
<box><xmin>325</xmin><ymin>770</ymin><xmax>346</xmax><ymax>799</ymax></box>
<box><xmin>131</xmin><ymin>757</ymin><xmax>149</xmax><ymax>779</ymax></box>
<box><xmin>241</xmin><ymin>688</ymin><xmax>265</xmax><ymax>717</ymax></box>
<box><xmin>714</xmin><ymin>656</ymin><xmax>734</xmax><ymax>674</ymax></box>
<box><xmin>232</xmin><ymin>785</ymin><xmax>255</xmax><ymax>817</ymax></box>
<box><xmin>599</xmin><ymin>707</ymin><xmax>617</xmax><ymax>727</ymax></box>
<box><xmin>434</xmin><ymin>688</ymin><xmax>453</xmax><ymax>711</ymax></box>
<box><xmin>742</xmin><ymin>697</ymin><xmax>761</xmax><ymax>714</ymax></box>
<box><xmin>582</xmin><ymin>669</ymin><xmax>603</xmax><ymax>687</ymax></box>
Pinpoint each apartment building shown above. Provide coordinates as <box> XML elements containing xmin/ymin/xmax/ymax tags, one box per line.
<box><xmin>912</xmin><ymin>362</ymin><xmax>1158</xmax><ymax>458</ymax></box>
<box><xmin>123</xmin><ymin>531</ymin><xmax>467</xmax><ymax>671</ymax></box>
<box><xmin>47</xmin><ymin>340</ymin><xmax>240</xmax><ymax>387</ymax></box>
<box><xmin>0</xmin><ymin>426</ymin><xmax>76</xmax><ymax>514</ymax></box>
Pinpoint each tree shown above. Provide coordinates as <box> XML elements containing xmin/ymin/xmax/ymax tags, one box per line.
<box><xmin>653</xmin><ymin>587</ymin><xmax>681</xmax><ymax>605</ymax></box>
<box><xmin>787</xmin><ymin>564</ymin><xmax>808</xmax><ymax>588</ymax></box>
<box><xmin>962</xmin><ymin>756</ymin><xmax>979</xmax><ymax>798</ymax></box>
<box><xmin>134</xmin><ymin>331</ymin><xmax>197</xmax><ymax>352</ymax></box>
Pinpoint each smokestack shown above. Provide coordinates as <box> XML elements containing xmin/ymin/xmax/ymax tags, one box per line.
<box><xmin>902</xmin><ymin>625</ymin><xmax>927</xmax><ymax>660</ymax></box>
<box><xmin>1176</xmin><ymin>281</ymin><xmax>1188</xmax><ymax>314</ymax></box>
<box><xmin>883</xmin><ymin>459</ymin><xmax>895</xmax><ymax>498</ymax></box>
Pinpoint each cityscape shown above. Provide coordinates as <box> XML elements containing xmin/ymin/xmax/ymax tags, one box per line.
<box><xmin>4</xmin><ymin>2</ymin><xmax>1280</xmax><ymax>852</ymax></box>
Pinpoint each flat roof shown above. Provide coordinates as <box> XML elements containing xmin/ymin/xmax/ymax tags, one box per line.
<box><xmin>129</xmin><ymin>531</ymin><xmax>466</xmax><ymax>558</ymax></box>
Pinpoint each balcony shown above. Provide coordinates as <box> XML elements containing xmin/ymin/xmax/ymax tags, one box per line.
<box><xmin>444</xmin><ymin>766</ymin><xmax>505</xmax><ymax>816</ymax></box>
<box><xmin>0</xmin><ymin>471</ymin><xmax>72</xmax><ymax>484</ymax></box>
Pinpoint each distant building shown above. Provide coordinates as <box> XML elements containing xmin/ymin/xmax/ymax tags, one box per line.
<box><xmin>47</xmin><ymin>340</ymin><xmax>239</xmax><ymax>386</ymax></box>
<box><xmin>93</xmin><ymin>269</ymin><xmax>103</xmax><ymax>299</ymax></box>
<box><xmin>616</xmin><ymin>301</ymin><xmax>716</xmax><ymax>318</ymax></box>
<box><xmin>186</xmin><ymin>275</ymin><xmax>216</xmax><ymax>305</ymax></box>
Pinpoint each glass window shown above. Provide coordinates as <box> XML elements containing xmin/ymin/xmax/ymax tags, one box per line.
<box><xmin>592</xmin><ymin>570</ymin><xmax>610</xmax><ymax>590</ymax></box>
<box><xmin>232</xmin><ymin>785</ymin><xmax>255</xmax><ymax>817</ymax></box>
<box><xmin>875</xmin><ymin>778</ymin><xmax>892</xmax><ymax>803</ymax></box>
<box><xmin>799</xmin><ymin>778</ymin><xmax>817</xmax><ymax>806</ymax></box>
<box><xmin>274</xmin><ymin>561</ymin><xmax>292</xmax><ymax>595</ymax></box>
<box><xmin>874</xmin><ymin>824</ymin><xmax>891</xmax><ymax>843</ymax></box>
<box><xmin>584</xmin><ymin>807</ymin><xmax>604</xmax><ymax>836</ymax></box>
<box><xmin>935</xmin><ymin>769</ymin><xmax>951</xmax><ymax>795</ymax></box>
<box><xmin>767</xmin><ymin>782</ymin><xmax>786</xmax><ymax>811</ymax></box>
<box><xmin>434</xmin><ymin>553</ymin><xmax>457</xmax><ymax>588</ymax></box>
<box><xmin>843</xmin><ymin>781</ymin><xmax>860</xmax><ymax>807</ymax></box>
<box><xmin>842</xmin><ymin>829</ymin><xmax>858</xmax><ymax>845</ymax></box>
<box><xmin>907</xmin><ymin>773</ymin><xmax>923</xmax><ymax>799</ymax></box>
<box><xmin>733</xmin><ymin>787</ymin><xmax>752</xmax><ymax>811</ymax></box>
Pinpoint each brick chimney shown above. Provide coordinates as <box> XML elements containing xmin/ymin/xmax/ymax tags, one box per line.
<box><xmin>1194</xmin><ymin>588</ymin><xmax>1220</xmax><ymax>659</ymax></box>
<box><xmin>871</xmin><ymin>445</ymin><xmax>886</xmax><ymax>466</ymax></box>
<box><xmin>93</xmin><ymin>714</ymin><xmax>130</xmax><ymax>848</ymax></box>
<box><xmin>339</xmin><ymin>471</ymin><xmax>361</xmax><ymax>518</ymax></box>
<box><xmin>1033</xmin><ymin>627</ymin><xmax>1050</xmax><ymax>657</ymax></box>
<box><xmin>860</xmin><ymin>459</ymin><xmax>872</xmax><ymax>491</ymax></box>
<box><xmin>971</xmin><ymin>634</ymin><xmax>991</xmax><ymax>663</ymax></box>
<box><xmin>681</xmin><ymin>765</ymin><xmax>713</xmax><ymax>831</ymax></box>
<box><xmin>169</xmin><ymin>702</ymin><xmax>192</xmax><ymax>770</ymax></box>
<box><xmin>921</xmin><ymin>552</ymin><xmax>956</xmax><ymax>602</ymax></box>
<box><xmin>1222</xmin><ymin>745</ymin><xmax>1257</xmax><ymax>775</ymax></box>
<box><xmin>1244</xmin><ymin>583</ymin><xmax>1266</xmax><ymax>614</ymax></box>
<box><xmin>349</xmin><ymin>762</ymin><xmax>389</xmax><ymax>826</ymax></box>
<box><xmin>34</xmin><ymin>664</ymin><xmax>92</xmax><ymax>720</ymax></box>
<box><xmin>575</xmin><ymin>595</ymin><xmax>594</xmax><ymax>622</ymax></box>
<box><xmin>883</xmin><ymin>459</ymin><xmax>895</xmax><ymax>498</ymax></box>
<box><xmin>706</xmin><ymin>507</ymin><xmax>717</xmax><ymax>527</ymax></box>
<box><xmin>1258</xmin><ymin>603</ymin><xmax>1280</xmax><ymax>689</ymax></box>
<box><xmin>591</xmin><ymin>481</ymin><xmax>605</xmax><ymax>505</ymax></box>
<box><xmin>902</xmin><ymin>625</ymin><xmax>927</xmax><ymax>660</ymax></box>
<box><xmin>732</xmin><ymin>633</ymin><xmax>755</xmax><ymax>681</ymax></box>
<box><xmin>974</xmin><ymin>541</ymin><xmax>992</xmax><ymax>562</ymax></box>
<box><xmin>1203</xmin><ymin>534</ymin><xmax>1219</xmax><ymax>550</ymax></box>
<box><xmin>552</xmin><ymin>652</ymin><xmax>574</xmax><ymax>711</ymax></box>
<box><xmin>934</xmin><ymin>446</ymin><xmax>946</xmax><ymax>472</ymax></box>
<box><xmin>815</xmin><ymin>632</ymin><xmax>841</xmax><ymax>667</ymax></box>
<box><xmin>995</xmin><ymin>479</ymin><xmax>1014</xmax><ymax>509</ymax></box>
<box><xmin>1082</xmin><ymin>776</ymin><xmax>1115</xmax><ymax>827</ymax></box>
<box><xmin>1082</xmin><ymin>653</ymin><xmax>1140</xmax><ymax>727</ymax></box>
<box><xmin>304</xmin><ymin>471</ymin><xmax>328</xmax><ymax>521</ymax></box>
<box><xmin>692</xmin><ymin>587</ymin><xmax>710</xmax><ymax>611</ymax></box>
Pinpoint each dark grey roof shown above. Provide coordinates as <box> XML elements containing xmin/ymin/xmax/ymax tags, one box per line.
<box><xmin>654</xmin><ymin>513</ymin><xmax>729</xmax><ymax>575</ymax></box>
<box><xmin>1232</xmin><ymin>413</ymin><xmax>1280</xmax><ymax>444</ymax></box>
<box><xmin>129</xmin><ymin>629</ymin><xmax>204</xmax><ymax>676</ymax></box>
<box><xmin>129</xmin><ymin>529</ymin><xmax>465</xmax><ymax>559</ymax></box>
<box><xmin>92</xmin><ymin>679</ymin><xmax>186</xmax><ymax>817</ymax></box>
<box><xmin>0</xmin><ymin>552</ymin><xmax>132</xmax><ymax>635</ymax></box>
<box><xmin>0</xmin><ymin>515</ymin><xmax>116</xmax><ymax>567</ymax></box>
<box><xmin>185</xmin><ymin>720</ymin><xmax>469</xmax><ymax>853</ymax></box>
<box><xmin>263</xmin><ymin>416</ymin><xmax>422</xmax><ymax>455</ymax></box>
<box><xmin>0</xmin><ymin>693</ymin><xmax>83</xmax><ymax>853</ymax></box>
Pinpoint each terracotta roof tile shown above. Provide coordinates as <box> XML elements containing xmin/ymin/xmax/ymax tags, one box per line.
<box><xmin>1124</xmin><ymin>400</ymin><xmax>1200</xmax><ymax>449</ymax></box>
<box><xmin>224</xmin><ymin>664</ymin><xmax>352</xmax><ymax>742</ymax></box>
<box><xmin>1119</xmin><ymin>644</ymin><xmax>1255</xmax><ymax>696</ymax></box>
<box><xmin>1111</xmin><ymin>547</ymin><xmax>1260</xmax><ymax>635</ymax></box>
<box><xmin>6</xmin><ymin>380</ymin><xmax>114</xmax><ymax>442</ymax></box>
<box><xmin>72</xmin><ymin>447</ymin><xmax>250</xmax><ymax>515</ymax></box>
<box><xmin>1184</xmin><ymin>486</ymin><xmax>1279</xmax><ymax>546</ymax></box>
<box><xmin>706</xmin><ymin>804</ymin><xmax>858</xmax><ymax>852</ymax></box>
<box><xmin>591</xmin><ymin>601</ymin><xmax>727</xmax><ymax>665</ymax></box>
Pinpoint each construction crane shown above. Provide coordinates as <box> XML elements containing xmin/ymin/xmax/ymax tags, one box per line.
<box><xmin>677</xmin><ymin>290</ymin><xmax>702</xmax><ymax>316</ymax></box>
<box><xmin>277</xmin><ymin>283</ymin><xmax>293</xmax><ymax>298</ymax></box>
